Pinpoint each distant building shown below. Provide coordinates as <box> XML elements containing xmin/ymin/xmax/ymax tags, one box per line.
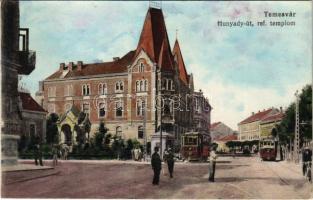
<box><xmin>193</xmin><ymin>90</ymin><xmax>212</xmax><ymax>136</ymax></box>
<box><xmin>19</xmin><ymin>92</ymin><xmax>47</xmax><ymax>145</ymax></box>
<box><xmin>259</xmin><ymin>112</ymin><xmax>284</xmax><ymax>139</ymax></box>
<box><xmin>210</xmin><ymin>122</ymin><xmax>234</xmax><ymax>141</ymax></box>
<box><xmin>238</xmin><ymin>107</ymin><xmax>283</xmax><ymax>141</ymax></box>
<box><xmin>215</xmin><ymin>134</ymin><xmax>238</xmax><ymax>152</ymax></box>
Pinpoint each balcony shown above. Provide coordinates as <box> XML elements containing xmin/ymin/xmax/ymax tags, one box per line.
<box><xmin>17</xmin><ymin>50</ymin><xmax>36</xmax><ymax>75</ymax></box>
<box><xmin>17</xmin><ymin>28</ymin><xmax>36</xmax><ymax>75</ymax></box>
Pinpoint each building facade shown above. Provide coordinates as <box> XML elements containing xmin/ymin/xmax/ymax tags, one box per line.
<box><xmin>37</xmin><ymin>7</ymin><xmax>211</xmax><ymax>146</ymax></box>
<box><xmin>1</xmin><ymin>0</ymin><xmax>36</xmax><ymax>165</ymax></box>
<box><xmin>193</xmin><ymin>90</ymin><xmax>212</xmax><ymax>136</ymax></box>
<box><xmin>238</xmin><ymin>108</ymin><xmax>283</xmax><ymax>141</ymax></box>
<box><xmin>19</xmin><ymin>92</ymin><xmax>47</xmax><ymax>148</ymax></box>
<box><xmin>259</xmin><ymin>112</ymin><xmax>284</xmax><ymax>139</ymax></box>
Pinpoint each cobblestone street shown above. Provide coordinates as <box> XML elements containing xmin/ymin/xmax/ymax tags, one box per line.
<box><xmin>2</xmin><ymin>156</ymin><xmax>312</xmax><ymax>199</ymax></box>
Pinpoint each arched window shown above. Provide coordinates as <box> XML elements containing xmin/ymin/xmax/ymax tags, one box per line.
<box><xmin>82</xmin><ymin>85</ymin><xmax>86</xmax><ymax>95</ymax></box>
<box><xmin>136</xmin><ymin>99</ymin><xmax>146</xmax><ymax>116</ymax></box>
<box><xmin>162</xmin><ymin>79</ymin><xmax>166</xmax><ymax>90</ymax></box>
<box><xmin>98</xmin><ymin>83</ymin><xmax>103</xmax><ymax>95</ymax></box>
<box><xmin>120</xmin><ymin>82</ymin><xmax>124</xmax><ymax>91</ymax></box>
<box><xmin>82</xmin><ymin>84</ymin><xmax>90</xmax><ymax>96</ymax></box>
<box><xmin>138</xmin><ymin>126</ymin><xmax>144</xmax><ymax>139</ymax></box>
<box><xmin>136</xmin><ymin>81</ymin><xmax>140</xmax><ymax>92</ymax></box>
<box><xmin>144</xmin><ymin>80</ymin><xmax>148</xmax><ymax>91</ymax></box>
<box><xmin>116</xmin><ymin>126</ymin><xmax>122</xmax><ymax>138</ymax></box>
<box><xmin>115</xmin><ymin>81</ymin><xmax>124</xmax><ymax>92</ymax></box>
<box><xmin>140</xmin><ymin>80</ymin><xmax>144</xmax><ymax>91</ymax></box>
<box><xmin>137</xmin><ymin>100</ymin><xmax>142</xmax><ymax>116</ymax></box>
<box><xmin>103</xmin><ymin>83</ymin><xmax>107</xmax><ymax>94</ymax></box>
<box><xmin>99</xmin><ymin>102</ymin><xmax>106</xmax><ymax>117</ymax></box>
<box><xmin>115</xmin><ymin>100</ymin><xmax>123</xmax><ymax>117</ymax></box>
<box><xmin>65</xmin><ymin>103</ymin><xmax>72</xmax><ymax>112</ymax></box>
<box><xmin>139</xmin><ymin>63</ymin><xmax>144</xmax><ymax>72</ymax></box>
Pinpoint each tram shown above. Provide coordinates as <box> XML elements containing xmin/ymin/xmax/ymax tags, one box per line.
<box><xmin>181</xmin><ymin>132</ymin><xmax>210</xmax><ymax>161</ymax></box>
<box><xmin>259</xmin><ymin>139</ymin><xmax>277</xmax><ymax>161</ymax></box>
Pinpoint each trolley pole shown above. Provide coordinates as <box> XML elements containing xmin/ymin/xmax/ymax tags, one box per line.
<box><xmin>294</xmin><ymin>90</ymin><xmax>300</xmax><ymax>163</ymax></box>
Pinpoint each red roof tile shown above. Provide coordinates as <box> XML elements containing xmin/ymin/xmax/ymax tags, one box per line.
<box><xmin>135</xmin><ymin>7</ymin><xmax>174</xmax><ymax>71</ymax></box>
<box><xmin>210</xmin><ymin>122</ymin><xmax>221</xmax><ymax>130</ymax></box>
<box><xmin>45</xmin><ymin>50</ymin><xmax>135</xmax><ymax>80</ymax></box>
<box><xmin>173</xmin><ymin>39</ymin><xmax>189</xmax><ymax>85</ymax></box>
<box><xmin>216</xmin><ymin>134</ymin><xmax>238</xmax><ymax>142</ymax></box>
<box><xmin>261</xmin><ymin>112</ymin><xmax>284</xmax><ymax>123</ymax></box>
<box><xmin>239</xmin><ymin>109</ymin><xmax>274</xmax><ymax>125</ymax></box>
<box><xmin>19</xmin><ymin>92</ymin><xmax>46</xmax><ymax>112</ymax></box>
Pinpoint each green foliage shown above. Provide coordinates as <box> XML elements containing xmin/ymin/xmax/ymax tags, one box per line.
<box><xmin>46</xmin><ymin>113</ymin><xmax>59</xmax><ymax>144</ymax></box>
<box><xmin>92</xmin><ymin>121</ymin><xmax>109</xmax><ymax>150</ymax></box>
<box><xmin>276</xmin><ymin>85</ymin><xmax>312</xmax><ymax>145</ymax></box>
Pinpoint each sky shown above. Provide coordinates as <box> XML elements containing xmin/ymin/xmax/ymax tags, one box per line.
<box><xmin>20</xmin><ymin>1</ymin><xmax>312</xmax><ymax>130</ymax></box>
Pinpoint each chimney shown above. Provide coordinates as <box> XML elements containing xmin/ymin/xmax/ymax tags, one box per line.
<box><xmin>113</xmin><ymin>57</ymin><xmax>120</xmax><ymax>61</ymax></box>
<box><xmin>59</xmin><ymin>63</ymin><xmax>65</xmax><ymax>71</ymax></box>
<box><xmin>258</xmin><ymin>110</ymin><xmax>260</xmax><ymax>113</ymax></box>
<box><xmin>68</xmin><ymin>62</ymin><xmax>74</xmax><ymax>71</ymax></box>
<box><xmin>77</xmin><ymin>61</ymin><xmax>83</xmax><ymax>71</ymax></box>
<box><xmin>280</xmin><ymin>106</ymin><xmax>283</xmax><ymax>113</ymax></box>
<box><xmin>251</xmin><ymin>112</ymin><xmax>255</xmax><ymax>115</ymax></box>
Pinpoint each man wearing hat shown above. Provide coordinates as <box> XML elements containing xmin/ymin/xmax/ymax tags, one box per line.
<box><xmin>151</xmin><ymin>146</ymin><xmax>162</xmax><ymax>185</ymax></box>
<box><xmin>164</xmin><ymin>147</ymin><xmax>175</xmax><ymax>178</ymax></box>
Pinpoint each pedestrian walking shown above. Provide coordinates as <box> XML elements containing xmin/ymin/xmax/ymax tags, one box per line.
<box><xmin>151</xmin><ymin>146</ymin><xmax>162</xmax><ymax>185</ymax></box>
<box><xmin>164</xmin><ymin>147</ymin><xmax>175</xmax><ymax>178</ymax></box>
<box><xmin>208</xmin><ymin>146</ymin><xmax>217</xmax><ymax>182</ymax></box>
<box><xmin>52</xmin><ymin>144</ymin><xmax>59</xmax><ymax>166</ymax></box>
<box><xmin>34</xmin><ymin>136</ymin><xmax>43</xmax><ymax>166</ymax></box>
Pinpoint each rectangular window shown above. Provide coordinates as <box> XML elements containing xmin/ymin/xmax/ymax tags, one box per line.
<box><xmin>115</xmin><ymin>101</ymin><xmax>123</xmax><ymax>117</ymax></box>
<box><xmin>138</xmin><ymin>126</ymin><xmax>144</xmax><ymax>139</ymax></box>
<box><xmin>82</xmin><ymin>103</ymin><xmax>90</xmax><ymax>115</ymax></box>
<box><xmin>99</xmin><ymin>103</ymin><xmax>106</xmax><ymax>117</ymax></box>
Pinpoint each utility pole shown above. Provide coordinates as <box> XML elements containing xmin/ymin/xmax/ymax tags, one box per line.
<box><xmin>294</xmin><ymin>90</ymin><xmax>300</xmax><ymax>163</ymax></box>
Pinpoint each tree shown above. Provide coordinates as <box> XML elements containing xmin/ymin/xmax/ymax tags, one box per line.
<box><xmin>276</xmin><ymin>85</ymin><xmax>312</xmax><ymax>146</ymax></box>
<box><xmin>93</xmin><ymin>121</ymin><xmax>108</xmax><ymax>150</ymax></box>
<box><xmin>46</xmin><ymin>113</ymin><xmax>59</xmax><ymax>144</ymax></box>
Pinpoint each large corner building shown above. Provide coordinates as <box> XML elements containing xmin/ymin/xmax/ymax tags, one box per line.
<box><xmin>37</xmin><ymin>7</ymin><xmax>212</xmax><ymax>146</ymax></box>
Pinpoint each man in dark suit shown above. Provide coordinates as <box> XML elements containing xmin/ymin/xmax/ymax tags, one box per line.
<box><xmin>164</xmin><ymin>147</ymin><xmax>175</xmax><ymax>178</ymax></box>
<box><xmin>151</xmin><ymin>146</ymin><xmax>162</xmax><ymax>185</ymax></box>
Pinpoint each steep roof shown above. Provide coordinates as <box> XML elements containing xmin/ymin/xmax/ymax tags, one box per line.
<box><xmin>45</xmin><ymin>50</ymin><xmax>135</xmax><ymax>80</ymax></box>
<box><xmin>210</xmin><ymin>122</ymin><xmax>221</xmax><ymax>130</ymax></box>
<box><xmin>135</xmin><ymin>7</ymin><xmax>174</xmax><ymax>71</ymax></box>
<box><xmin>239</xmin><ymin>109</ymin><xmax>274</xmax><ymax>125</ymax></box>
<box><xmin>173</xmin><ymin>39</ymin><xmax>189</xmax><ymax>85</ymax></box>
<box><xmin>59</xmin><ymin>105</ymin><xmax>80</xmax><ymax>123</ymax></box>
<box><xmin>19</xmin><ymin>92</ymin><xmax>46</xmax><ymax>113</ymax></box>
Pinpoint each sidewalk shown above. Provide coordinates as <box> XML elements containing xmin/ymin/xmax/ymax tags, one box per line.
<box><xmin>18</xmin><ymin>157</ymin><xmax>232</xmax><ymax>165</ymax></box>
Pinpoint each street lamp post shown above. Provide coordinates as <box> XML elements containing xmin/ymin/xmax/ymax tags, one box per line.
<box><xmin>294</xmin><ymin>90</ymin><xmax>300</xmax><ymax>163</ymax></box>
